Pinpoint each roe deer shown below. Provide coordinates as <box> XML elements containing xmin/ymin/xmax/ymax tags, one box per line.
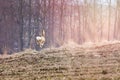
<box><xmin>36</xmin><ymin>30</ymin><xmax>45</xmax><ymax>48</ymax></box>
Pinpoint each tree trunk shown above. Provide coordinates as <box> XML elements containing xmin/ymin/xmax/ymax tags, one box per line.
<box><xmin>28</xmin><ymin>0</ymin><xmax>32</xmax><ymax>48</ymax></box>
<box><xmin>19</xmin><ymin>0</ymin><xmax>24</xmax><ymax>51</ymax></box>
<box><xmin>100</xmin><ymin>0</ymin><xmax>103</xmax><ymax>41</ymax></box>
<box><xmin>108</xmin><ymin>0</ymin><xmax>111</xmax><ymax>41</ymax></box>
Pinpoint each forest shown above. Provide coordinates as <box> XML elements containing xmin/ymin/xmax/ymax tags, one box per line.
<box><xmin>1</xmin><ymin>0</ymin><xmax>120</xmax><ymax>80</ymax></box>
<box><xmin>0</xmin><ymin>0</ymin><xmax>120</xmax><ymax>54</ymax></box>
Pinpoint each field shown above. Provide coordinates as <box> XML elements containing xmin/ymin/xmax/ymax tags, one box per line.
<box><xmin>0</xmin><ymin>41</ymin><xmax>120</xmax><ymax>80</ymax></box>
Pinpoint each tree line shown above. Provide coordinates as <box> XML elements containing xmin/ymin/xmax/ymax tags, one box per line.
<box><xmin>0</xmin><ymin>0</ymin><xmax>120</xmax><ymax>54</ymax></box>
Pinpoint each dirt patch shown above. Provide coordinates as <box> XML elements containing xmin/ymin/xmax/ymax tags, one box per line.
<box><xmin>0</xmin><ymin>42</ymin><xmax>120</xmax><ymax>80</ymax></box>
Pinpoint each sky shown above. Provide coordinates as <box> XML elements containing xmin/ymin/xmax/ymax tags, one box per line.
<box><xmin>72</xmin><ymin>0</ymin><xmax>116</xmax><ymax>6</ymax></box>
<box><xmin>100</xmin><ymin>0</ymin><xmax>116</xmax><ymax>5</ymax></box>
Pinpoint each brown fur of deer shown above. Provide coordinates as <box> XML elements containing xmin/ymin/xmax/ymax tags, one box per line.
<box><xmin>36</xmin><ymin>30</ymin><xmax>45</xmax><ymax>48</ymax></box>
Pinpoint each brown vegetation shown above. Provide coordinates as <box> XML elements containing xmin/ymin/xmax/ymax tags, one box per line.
<box><xmin>0</xmin><ymin>42</ymin><xmax>120</xmax><ymax>80</ymax></box>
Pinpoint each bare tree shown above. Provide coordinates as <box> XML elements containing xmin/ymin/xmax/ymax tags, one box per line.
<box><xmin>100</xmin><ymin>0</ymin><xmax>103</xmax><ymax>40</ymax></box>
<box><xmin>28</xmin><ymin>0</ymin><xmax>32</xmax><ymax>48</ymax></box>
<box><xmin>108</xmin><ymin>0</ymin><xmax>111</xmax><ymax>41</ymax></box>
<box><xmin>19</xmin><ymin>0</ymin><xmax>24</xmax><ymax>51</ymax></box>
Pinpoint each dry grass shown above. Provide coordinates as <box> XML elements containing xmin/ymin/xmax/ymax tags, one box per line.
<box><xmin>0</xmin><ymin>42</ymin><xmax>120</xmax><ymax>80</ymax></box>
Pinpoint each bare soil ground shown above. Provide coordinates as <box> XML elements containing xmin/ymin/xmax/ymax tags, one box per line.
<box><xmin>0</xmin><ymin>41</ymin><xmax>120</xmax><ymax>80</ymax></box>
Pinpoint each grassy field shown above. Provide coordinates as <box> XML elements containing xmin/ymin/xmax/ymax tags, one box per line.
<box><xmin>0</xmin><ymin>42</ymin><xmax>120</xmax><ymax>80</ymax></box>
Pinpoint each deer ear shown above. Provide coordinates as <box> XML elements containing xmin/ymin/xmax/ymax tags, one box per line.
<box><xmin>42</xmin><ymin>30</ymin><xmax>45</xmax><ymax>36</ymax></box>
